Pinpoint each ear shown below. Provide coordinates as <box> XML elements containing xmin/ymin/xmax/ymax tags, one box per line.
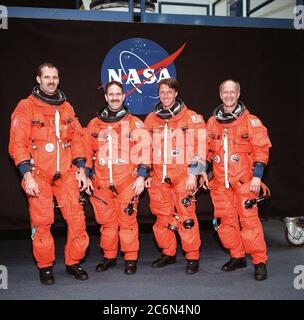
<box><xmin>237</xmin><ymin>91</ymin><xmax>240</xmax><ymax>99</ymax></box>
<box><xmin>104</xmin><ymin>94</ymin><xmax>109</xmax><ymax>103</ymax></box>
<box><xmin>175</xmin><ymin>91</ymin><xmax>178</xmax><ymax>98</ymax></box>
<box><xmin>36</xmin><ymin>76</ymin><xmax>41</xmax><ymax>84</ymax></box>
<box><xmin>122</xmin><ymin>93</ymin><xmax>125</xmax><ymax>101</ymax></box>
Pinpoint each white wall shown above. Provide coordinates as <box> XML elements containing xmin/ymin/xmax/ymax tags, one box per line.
<box><xmin>249</xmin><ymin>0</ymin><xmax>296</xmax><ymax>18</ymax></box>
<box><xmin>155</xmin><ymin>0</ymin><xmax>212</xmax><ymax>15</ymax></box>
<box><xmin>82</xmin><ymin>0</ymin><xmax>297</xmax><ymax>18</ymax></box>
<box><xmin>154</xmin><ymin>0</ymin><xmax>296</xmax><ymax>18</ymax></box>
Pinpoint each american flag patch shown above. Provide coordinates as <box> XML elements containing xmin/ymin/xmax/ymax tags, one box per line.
<box><xmin>135</xmin><ymin>121</ymin><xmax>143</xmax><ymax>128</ymax></box>
<box><xmin>191</xmin><ymin>115</ymin><xmax>203</xmax><ymax>123</ymax></box>
<box><xmin>250</xmin><ymin>119</ymin><xmax>261</xmax><ymax>127</ymax></box>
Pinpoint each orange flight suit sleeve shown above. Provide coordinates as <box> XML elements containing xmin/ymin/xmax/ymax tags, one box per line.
<box><xmin>9</xmin><ymin>100</ymin><xmax>32</xmax><ymax>166</ymax></box>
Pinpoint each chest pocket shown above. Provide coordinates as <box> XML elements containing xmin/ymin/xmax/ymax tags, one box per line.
<box><xmin>233</xmin><ymin>138</ymin><xmax>252</xmax><ymax>153</ymax></box>
<box><xmin>90</xmin><ymin>128</ymin><xmax>103</xmax><ymax>152</ymax></box>
<box><xmin>232</xmin><ymin>125</ymin><xmax>253</xmax><ymax>153</ymax></box>
<box><xmin>30</xmin><ymin>106</ymin><xmax>76</xmax><ymax>143</ymax></box>
<box><xmin>60</xmin><ymin>117</ymin><xmax>73</xmax><ymax>141</ymax></box>
<box><xmin>59</xmin><ymin>107</ymin><xmax>80</xmax><ymax>142</ymax></box>
<box><xmin>30</xmin><ymin>109</ymin><xmax>49</xmax><ymax>142</ymax></box>
<box><xmin>208</xmin><ymin>129</ymin><xmax>222</xmax><ymax>152</ymax></box>
<box><xmin>151</xmin><ymin>125</ymin><xmax>163</xmax><ymax>148</ymax></box>
<box><xmin>210</xmin><ymin>139</ymin><xmax>222</xmax><ymax>152</ymax></box>
<box><xmin>180</xmin><ymin>122</ymin><xmax>193</xmax><ymax>148</ymax></box>
<box><xmin>31</xmin><ymin>126</ymin><xmax>49</xmax><ymax>142</ymax></box>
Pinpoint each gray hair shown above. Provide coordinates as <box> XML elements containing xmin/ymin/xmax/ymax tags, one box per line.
<box><xmin>219</xmin><ymin>79</ymin><xmax>241</xmax><ymax>93</ymax></box>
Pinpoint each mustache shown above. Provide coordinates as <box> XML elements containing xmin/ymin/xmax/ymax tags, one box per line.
<box><xmin>110</xmin><ymin>100</ymin><xmax>120</xmax><ymax>103</ymax></box>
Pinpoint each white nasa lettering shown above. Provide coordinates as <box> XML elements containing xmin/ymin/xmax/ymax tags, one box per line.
<box><xmin>143</xmin><ymin>68</ymin><xmax>157</xmax><ymax>84</ymax></box>
<box><xmin>126</xmin><ymin>69</ymin><xmax>141</xmax><ymax>84</ymax></box>
<box><xmin>158</xmin><ymin>68</ymin><xmax>171</xmax><ymax>81</ymax></box>
<box><xmin>107</xmin><ymin>68</ymin><xmax>171</xmax><ymax>84</ymax></box>
<box><xmin>108</xmin><ymin>69</ymin><xmax>122</xmax><ymax>82</ymax></box>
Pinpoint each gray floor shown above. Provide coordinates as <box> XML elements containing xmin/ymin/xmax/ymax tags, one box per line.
<box><xmin>0</xmin><ymin>219</ymin><xmax>303</xmax><ymax>300</ymax></box>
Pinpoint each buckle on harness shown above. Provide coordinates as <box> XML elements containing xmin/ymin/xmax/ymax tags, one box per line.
<box><xmin>52</xmin><ymin>172</ymin><xmax>62</xmax><ymax>183</ymax></box>
<box><xmin>109</xmin><ymin>183</ymin><xmax>118</xmax><ymax>194</ymax></box>
<box><xmin>164</xmin><ymin>177</ymin><xmax>172</xmax><ymax>185</ymax></box>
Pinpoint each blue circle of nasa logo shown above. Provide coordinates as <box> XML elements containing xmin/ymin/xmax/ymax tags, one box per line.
<box><xmin>101</xmin><ymin>38</ymin><xmax>181</xmax><ymax>115</ymax></box>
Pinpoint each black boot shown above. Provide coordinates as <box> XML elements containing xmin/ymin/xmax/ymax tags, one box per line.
<box><xmin>39</xmin><ymin>266</ymin><xmax>55</xmax><ymax>285</ymax></box>
<box><xmin>66</xmin><ymin>264</ymin><xmax>88</xmax><ymax>280</ymax></box>
<box><xmin>254</xmin><ymin>263</ymin><xmax>267</xmax><ymax>281</ymax></box>
<box><xmin>125</xmin><ymin>260</ymin><xmax>137</xmax><ymax>275</ymax></box>
<box><xmin>152</xmin><ymin>254</ymin><xmax>176</xmax><ymax>268</ymax></box>
<box><xmin>221</xmin><ymin>257</ymin><xmax>247</xmax><ymax>272</ymax></box>
<box><xmin>186</xmin><ymin>260</ymin><xmax>199</xmax><ymax>275</ymax></box>
<box><xmin>96</xmin><ymin>258</ymin><xmax>117</xmax><ymax>272</ymax></box>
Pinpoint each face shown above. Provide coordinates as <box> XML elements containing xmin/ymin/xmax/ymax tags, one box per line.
<box><xmin>159</xmin><ymin>84</ymin><xmax>178</xmax><ymax>110</ymax></box>
<box><xmin>220</xmin><ymin>81</ymin><xmax>240</xmax><ymax>112</ymax></box>
<box><xmin>105</xmin><ymin>84</ymin><xmax>125</xmax><ymax>111</ymax></box>
<box><xmin>36</xmin><ymin>66</ymin><xmax>59</xmax><ymax>95</ymax></box>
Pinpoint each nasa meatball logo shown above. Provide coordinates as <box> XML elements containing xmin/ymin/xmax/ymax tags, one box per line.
<box><xmin>101</xmin><ymin>38</ymin><xmax>185</xmax><ymax>114</ymax></box>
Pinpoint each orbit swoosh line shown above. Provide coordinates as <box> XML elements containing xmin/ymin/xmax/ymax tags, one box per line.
<box><xmin>98</xmin><ymin>42</ymin><xmax>186</xmax><ymax>96</ymax></box>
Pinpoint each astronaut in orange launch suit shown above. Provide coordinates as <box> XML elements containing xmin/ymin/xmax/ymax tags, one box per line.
<box><xmin>206</xmin><ymin>79</ymin><xmax>271</xmax><ymax>281</ymax></box>
<box><xmin>84</xmin><ymin>80</ymin><xmax>150</xmax><ymax>275</ymax></box>
<box><xmin>9</xmin><ymin>63</ymin><xmax>89</xmax><ymax>285</ymax></box>
<box><xmin>144</xmin><ymin>78</ymin><xmax>207</xmax><ymax>274</ymax></box>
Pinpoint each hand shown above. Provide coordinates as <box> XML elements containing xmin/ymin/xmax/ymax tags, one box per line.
<box><xmin>186</xmin><ymin>174</ymin><xmax>196</xmax><ymax>191</ymax></box>
<box><xmin>144</xmin><ymin>177</ymin><xmax>152</xmax><ymax>188</ymax></box>
<box><xmin>132</xmin><ymin>176</ymin><xmax>145</xmax><ymax>196</ymax></box>
<box><xmin>76</xmin><ymin>168</ymin><xmax>88</xmax><ymax>192</ymax></box>
<box><xmin>24</xmin><ymin>172</ymin><xmax>40</xmax><ymax>197</ymax></box>
<box><xmin>199</xmin><ymin>172</ymin><xmax>209</xmax><ymax>190</ymax></box>
<box><xmin>250</xmin><ymin>177</ymin><xmax>261</xmax><ymax>194</ymax></box>
<box><xmin>86</xmin><ymin>178</ymin><xmax>94</xmax><ymax>195</ymax></box>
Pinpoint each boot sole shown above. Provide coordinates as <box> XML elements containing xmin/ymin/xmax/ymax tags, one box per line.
<box><xmin>40</xmin><ymin>279</ymin><xmax>55</xmax><ymax>285</ymax></box>
<box><xmin>66</xmin><ymin>270</ymin><xmax>88</xmax><ymax>280</ymax></box>
<box><xmin>125</xmin><ymin>269</ymin><xmax>137</xmax><ymax>275</ymax></box>
<box><xmin>96</xmin><ymin>263</ymin><xmax>116</xmax><ymax>272</ymax></box>
<box><xmin>222</xmin><ymin>264</ymin><xmax>247</xmax><ymax>272</ymax></box>
<box><xmin>186</xmin><ymin>269</ymin><xmax>199</xmax><ymax>275</ymax></box>
<box><xmin>152</xmin><ymin>260</ymin><xmax>177</xmax><ymax>268</ymax></box>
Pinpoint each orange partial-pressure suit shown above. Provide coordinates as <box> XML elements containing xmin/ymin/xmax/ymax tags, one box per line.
<box><xmin>84</xmin><ymin>107</ymin><xmax>150</xmax><ymax>261</ymax></box>
<box><xmin>207</xmin><ymin>103</ymin><xmax>271</xmax><ymax>264</ymax></box>
<box><xmin>144</xmin><ymin>99</ymin><xmax>205</xmax><ymax>260</ymax></box>
<box><xmin>9</xmin><ymin>88</ymin><xmax>89</xmax><ymax>269</ymax></box>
